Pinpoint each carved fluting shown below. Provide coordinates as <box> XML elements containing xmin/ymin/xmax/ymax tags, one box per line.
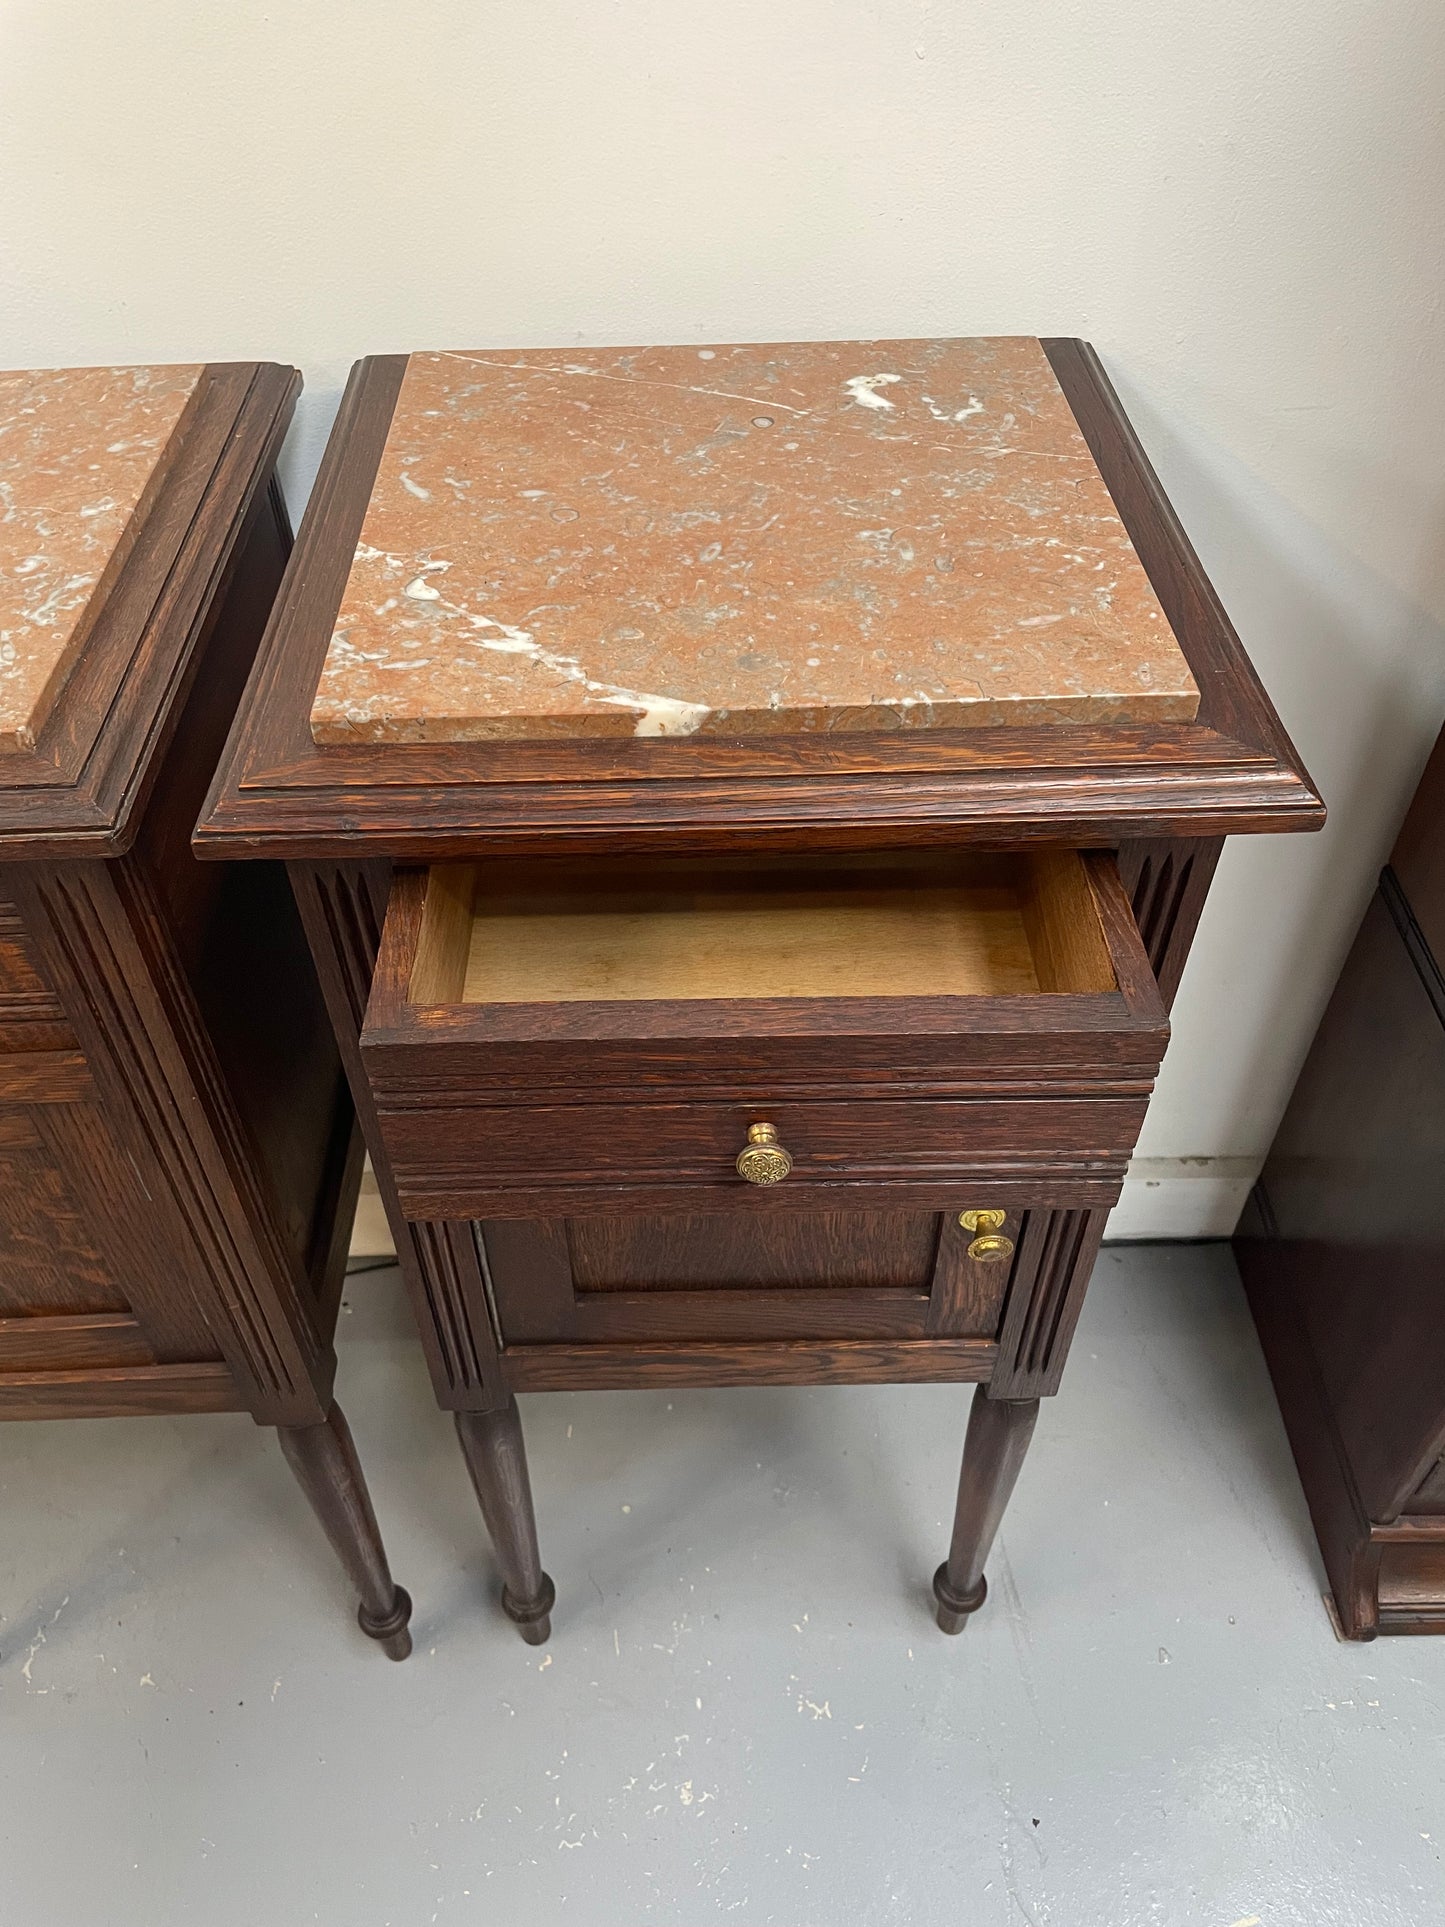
<box><xmin>1019</xmin><ymin>1211</ymin><xmax>1091</xmax><ymax>1381</ymax></box>
<box><xmin>989</xmin><ymin>1206</ymin><xmax>1107</xmax><ymax>1398</ymax></box>
<box><xmin>1118</xmin><ymin>836</ymin><xmax>1222</xmax><ymax>1010</ymax></box>
<box><xmin>306</xmin><ymin>863</ymin><xmax>387</xmax><ymax>1034</ymax></box>
<box><xmin>292</xmin><ymin>861</ymin><xmax>508</xmax><ymax>1413</ymax></box>
<box><xmin>33</xmin><ymin>865</ymin><xmax>309</xmax><ymax>1411</ymax></box>
<box><xmin>1131</xmin><ymin>852</ymin><xmax>1188</xmax><ymax>971</ymax></box>
<box><xmin>408</xmin><ymin>1225</ymin><xmax>487</xmax><ymax>1395</ymax></box>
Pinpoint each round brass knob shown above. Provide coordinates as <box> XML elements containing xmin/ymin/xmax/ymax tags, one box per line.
<box><xmin>736</xmin><ymin>1122</ymin><xmax>793</xmax><ymax>1186</ymax></box>
<box><xmin>958</xmin><ymin>1208</ymin><xmax>1014</xmax><ymax>1263</ymax></box>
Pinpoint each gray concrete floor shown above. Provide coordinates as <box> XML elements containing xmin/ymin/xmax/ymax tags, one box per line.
<box><xmin>3</xmin><ymin>1244</ymin><xmax>1443</xmax><ymax>1925</ymax></box>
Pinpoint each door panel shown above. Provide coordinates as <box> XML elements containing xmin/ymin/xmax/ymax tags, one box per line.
<box><xmin>482</xmin><ymin>1206</ymin><xmax>1021</xmax><ymax>1347</ymax></box>
<box><xmin>0</xmin><ymin>1109</ymin><xmax>129</xmax><ymax>1316</ymax></box>
<box><xmin>568</xmin><ymin>1210</ymin><xmax>941</xmax><ymax>1291</ymax></box>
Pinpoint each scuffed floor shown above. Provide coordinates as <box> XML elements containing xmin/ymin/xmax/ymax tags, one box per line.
<box><xmin>2</xmin><ymin>1244</ymin><xmax>1442</xmax><ymax>1924</ymax></box>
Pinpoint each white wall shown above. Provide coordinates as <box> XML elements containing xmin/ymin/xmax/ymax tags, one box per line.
<box><xmin>3</xmin><ymin>0</ymin><xmax>1443</xmax><ymax>1236</ymax></box>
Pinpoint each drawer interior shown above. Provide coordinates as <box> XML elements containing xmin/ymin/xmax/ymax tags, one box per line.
<box><xmin>407</xmin><ymin>851</ymin><xmax>1119</xmax><ymax>1008</ymax></box>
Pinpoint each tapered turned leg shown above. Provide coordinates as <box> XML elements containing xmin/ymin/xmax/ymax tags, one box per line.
<box><xmin>455</xmin><ymin>1397</ymin><xmax>555</xmax><ymax>1644</ymax></box>
<box><xmin>277</xmin><ymin>1402</ymin><xmax>413</xmax><ymax>1659</ymax></box>
<box><xmin>932</xmin><ymin>1386</ymin><xmax>1040</xmax><ymax>1634</ymax></box>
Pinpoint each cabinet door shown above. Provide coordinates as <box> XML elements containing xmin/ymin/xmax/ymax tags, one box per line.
<box><xmin>482</xmin><ymin>1206</ymin><xmax>1021</xmax><ymax>1348</ymax></box>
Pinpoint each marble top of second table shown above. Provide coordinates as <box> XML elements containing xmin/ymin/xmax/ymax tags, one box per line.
<box><xmin>310</xmin><ymin>338</ymin><xmax>1198</xmax><ymax>744</ymax></box>
<box><xmin>0</xmin><ymin>363</ymin><xmax>202</xmax><ymax>752</ymax></box>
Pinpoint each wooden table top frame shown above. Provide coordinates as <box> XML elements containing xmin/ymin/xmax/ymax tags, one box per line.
<box><xmin>198</xmin><ymin>338</ymin><xmax>1323</xmax><ymax>1647</ymax></box>
<box><xmin>0</xmin><ymin>362</ymin><xmax>410</xmax><ymax>1659</ymax></box>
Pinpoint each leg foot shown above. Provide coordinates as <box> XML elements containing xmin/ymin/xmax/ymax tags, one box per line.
<box><xmin>932</xmin><ymin>1566</ymin><xmax>987</xmax><ymax>1635</ymax></box>
<box><xmin>932</xmin><ymin>1386</ymin><xmax>1039</xmax><ymax>1637</ymax></box>
<box><xmin>359</xmin><ymin>1586</ymin><xmax>415</xmax><ymax>1660</ymax></box>
<box><xmin>455</xmin><ymin>1399</ymin><xmax>555</xmax><ymax>1644</ymax></box>
<box><xmin>278</xmin><ymin>1402</ymin><xmax>413</xmax><ymax>1659</ymax></box>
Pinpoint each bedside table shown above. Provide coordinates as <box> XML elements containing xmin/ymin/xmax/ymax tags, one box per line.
<box><xmin>0</xmin><ymin>362</ymin><xmax>410</xmax><ymax>1658</ymax></box>
<box><xmin>199</xmin><ymin>337</ymin><xmax>1321</xmax><ymax>1644</ymax></box>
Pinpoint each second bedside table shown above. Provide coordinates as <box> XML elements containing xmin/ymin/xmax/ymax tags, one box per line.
<box><xmin>0</xmin><ymin>361</ymin><xmax>410</xmax><ymax>1658</ymax></box>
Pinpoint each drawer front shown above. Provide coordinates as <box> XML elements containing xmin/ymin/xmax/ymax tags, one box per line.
<box><xmin>379</xmin><ymin>1094</ymin><xmax>1145</xmax><ymax>1218</ymax></box>
<box><xmin>361</xmin><ymin>847</ymin><xmax>1167</xmax><ymax>1214</ymax></box>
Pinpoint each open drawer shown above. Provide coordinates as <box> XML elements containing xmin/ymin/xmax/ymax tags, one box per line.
<box><xmin>361</xmin><ymin>849</ymin><xmax>1168</xmax><ymax>1217</ymax></box>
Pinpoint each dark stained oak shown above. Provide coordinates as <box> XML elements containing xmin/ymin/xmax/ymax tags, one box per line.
<box><xmin>0</xmin><ymin>1360</ymin><xmax>236</xmax><ymax>1422</ymax></box>
<box><xmin>278</xmin><ymin>1402</ymin><xmax>413</xmax><ymax>1659</ymax></box>
<box><xmin>193</xmin><ymin>337</ymin><xmax>1324</xmax><ymax>1641</ymax></box>
<box><xmin>570</xmin><ymin>1209</ymin><xmax>942</xmax><ymax>1291</ymax></box>
<box><xmin>502</xmin><ymin>1337</ymin><xmax>998</xmax><ymax>1393</ymax></box>
<box><xmin>0</xmin><ymin>365</ymin><xmax>409</xmax><ymax>1657</ymax></box>
<box><xmin>455</xmin><ymin>1397</ymin><xmax>555</xmax><ymax>1644</ymax></box>
<box><xmin>934</xmin><ymin>1389</ymin><xmax>1041</xmax><ymax>1632</ymax></box>
<box><xmin>1238</xmin><ymin>721</ymin><xmax>1445</xmax><ymax>1635</ymax></box>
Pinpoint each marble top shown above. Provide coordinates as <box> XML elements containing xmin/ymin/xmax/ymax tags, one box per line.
<box><xmin>0</xmin><ymin>364</ymin><xmax>203</xmax><ymax>752</ymax></box>
<box><xmin>311</xmin><ymin>338</ymin><xmax>1198</xmax><ymax>744</ymax></box>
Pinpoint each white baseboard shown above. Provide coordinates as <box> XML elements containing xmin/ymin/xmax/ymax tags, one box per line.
<box><xmin>345</xmin><ymin>1157</ymin><xmax>1262</xmax><ymax>1262</ymax></box>
<box><xmin>1103</xmin><ymin>1157</ymin><xmax>1260</xmax><ymax>1242</ymax></box>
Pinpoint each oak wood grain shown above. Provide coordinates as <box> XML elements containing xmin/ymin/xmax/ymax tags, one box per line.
<box><xmin>0</xmin><ymin>1360</ymin><xmax>235</xmax><ymax>1422</ymax></box>
<box><xmin>502</xmin><ymin>1335</ymin><xmax>998</xmax><ymax>1392</ymax></box>
<box><xmin>0</xmin><ymin>1311</ymin><xmax>154</xmax><ymax>1372</ymax></box>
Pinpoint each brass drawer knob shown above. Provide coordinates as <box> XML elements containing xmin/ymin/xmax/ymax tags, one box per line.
<box><xmin>736</xmin><ymin>1122</ymin><xmax>793</xmax><ymax>1186</ymax></box>
<box><xmin>959</xmin><ymin>1208</ymin><xmax>1014</xmax><ymax>1263</ymax></box>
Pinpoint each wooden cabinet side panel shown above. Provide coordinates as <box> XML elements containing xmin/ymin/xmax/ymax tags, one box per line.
<box><xmin>1240</xmin><ymin>888</ymin><xmax>1445</xmax><ymax>1520</ymax></box>
<box><xmin>133</xmin><ymin>482</ymin><xmax>358</xmax><ymax>1322</ymax></box>
<box><xmin>10</xmin><ymin>859</ymin><xmax>328</xmax><ymax>1420</ymax></box>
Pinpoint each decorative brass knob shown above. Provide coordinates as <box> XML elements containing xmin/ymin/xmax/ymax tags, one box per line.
<box><xmin>736</xmin><ymin>1122</ymin><xmax>793</xmax><ymax>1186</ymax></box>
<box><xmin>958</xmin><ymin>1208</ymin><xmax>1014</xmax><ymax>1263</ymax></box>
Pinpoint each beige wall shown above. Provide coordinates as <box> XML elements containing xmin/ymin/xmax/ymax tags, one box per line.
<box><xmin>4</xmin><ymin>0</ymin><xmax>1443</xmax><ymax>1234</ymax></box>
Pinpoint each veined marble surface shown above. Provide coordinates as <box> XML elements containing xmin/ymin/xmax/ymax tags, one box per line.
<box><xmin>0</xmin><ymin>364</ymin><xmax>202</xmax><ymax>751</ymax></box>
<box><xmin>311</xmin><ymin>338</ymin><xmax>1198</xmax><ymax>744</ymax></box>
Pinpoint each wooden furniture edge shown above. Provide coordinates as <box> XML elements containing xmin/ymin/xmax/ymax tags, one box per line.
<box><xmin>0</xmin><ymin>361</ymin><xmax>300</xmax><ymax>861</ymax></box>
<box><xmin>193</xmin><ymin>343</ymin><xmax>1324</xmax><ymax>861</ymax></box>
<box><xmin>0</xmin><ymin>1359</ymin><xmax>238</xmax><ymax>1422</ymax></box>
<box><xmin>1040</xmin><ymin>337</ymin><xmax>1317</xmax><ymax>788</ymax></box>
<box><xmin>501</xmin><ymin>1335</ymin><xmax>998</xmax><ymax>1392</ymax></box>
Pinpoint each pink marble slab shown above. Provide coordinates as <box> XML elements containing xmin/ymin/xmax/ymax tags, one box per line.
<box><xmin>0</xmin><ymin>363</ymin><xmax>203</xmax><ymax>752</ymax></box>
<box><xmin>311</xmin><ymin>338</ymin><xmax>1198</xmax><ymax>743</ymax></box>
